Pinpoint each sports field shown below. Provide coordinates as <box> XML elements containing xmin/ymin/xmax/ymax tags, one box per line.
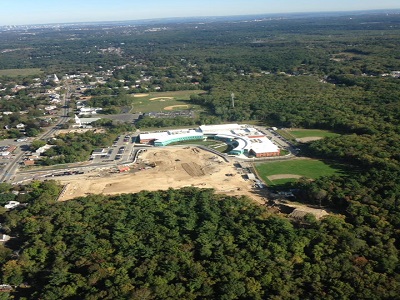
<box><xmin>0</xmin><ymin>68</ymin><xmax>43</xmax><ymax>77</ymax></box>
<box><xmin>131</xmin><ymin>90</ymin><xmax>205</xmax><ymax>113</ymax></box>
<box><xmin>289</xmin><ymin>129</ymin><xmax>340</xmax><ymax>139</ymax></box>
<box><xmin>255</xmin><ymin>159</ymin><xmax>343</xmax><ymax>186</ymax></box>
<box><xmin>277</xmin><ymin>128</ymin><xmax>339</xmax><ymax>142</ymax></box>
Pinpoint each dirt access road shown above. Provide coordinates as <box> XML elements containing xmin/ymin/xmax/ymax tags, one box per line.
<box><xmin>58</xmin><ymin>147</ymin><xmax>266</xmax><ymax>204</ymax></box>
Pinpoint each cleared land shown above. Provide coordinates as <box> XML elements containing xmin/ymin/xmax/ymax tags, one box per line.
<box><xmin>289</xmin><ymin>129</ymin><xmax>340</xmax><ymax>138</ymax></box>
<box><xmin>268</xmin><ymin>174</ymin><xmax>303</xmax><ymax>180</ymax></box>
<box><xmin>277</xmin><ymin>128</ymin><xmax>339</xmax><ymax>143</ymax></box>
<box><xmin>256</xmin><ymin>158</ymin><xmax>342</xmax><ymax>186</ymax></box>
<box><xmin>131</xmin><ymin>90</ymin><xmax>204</xmax><ymax>113</ymax></box>
<box><xmin>164</xmin><ymin>105</ymin><xmax>189</xmax><ymax>111</ymax></box>
<box><xmin>0</xmin><ymin>68</ymin><xmax>43</xmax><ymax>77</ymax></box>
<box><xmin>58</xmin><ymin>147</ymin><xmax>265</xmax><ymax>204</ymax></box>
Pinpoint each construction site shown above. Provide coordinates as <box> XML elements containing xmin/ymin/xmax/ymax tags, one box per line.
<box><xmin>57</xmin><ymin>147</ymin><xmax>267</xmax><ymax>204</ymax></box>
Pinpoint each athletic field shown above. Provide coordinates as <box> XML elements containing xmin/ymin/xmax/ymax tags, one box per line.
<box><xmin>0</xmin><ymin>68</ymin><xmax>43</xmax><ymax>77</ymax></box>
<box><xmin>131</xmin><ymin>90</ymin><xmax>205</xmax><ymax>113</ymax></box>
<box><xmin>255</xmin><ymin>159</ymin><xmax>344</xmax><ymax>186</ymax></box>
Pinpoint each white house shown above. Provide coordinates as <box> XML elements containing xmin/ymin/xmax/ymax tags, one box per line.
<box><xmin>49</xmin><ymin>93</ymin><xmax>60</xmax><ymax>99</ymax></box>
<box><xmin>45</xmin><ymin>105</ymin><xmax>57</xmax><ymax>111</ymax></box>
<box><xmin>79</xmin><ymin>107</ymin><xmax>102</xmax><ymax>116</ymax></box>
<box><xmin>74</xmin><ymin>115</ymin><xmax>100</xmax><ymax>127</ymax></box>
<box><xmin>36</xmin><ymin>144</ymin><xmax>54</xmax><ymax>155</ymax></box>
<box><xmin>46</xmin><ymin>74</ymin><xmax>59</xmax><ymax>83</ymax></box>
<box><xmin>16</xmin><ymin>123</ymin><xmax>25</xmax><ymax>129</ymax></box>
<box><xmin>0</xmin><ymin>234</ymin><xmax>10</xmax><ymax>242</ymax></box>
<box><xmin>4</xmin><ymin>201</ymin><xmax>20</xmax><ymax>209</ymax></box>
<box><xmin>50</xmin><ymin>99</ymin><xmax>62</xmax><ymax>104</ymax></box>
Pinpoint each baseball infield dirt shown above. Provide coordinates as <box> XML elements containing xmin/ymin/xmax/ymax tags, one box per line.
<box><xmin>163</xmin><ymin>105</ymin><xmax>189</xmax><ymax>110</ymax></box>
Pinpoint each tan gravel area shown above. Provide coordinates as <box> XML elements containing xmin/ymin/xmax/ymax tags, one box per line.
<box><xmin>163</xmin><ymin>105</ymin><xmax>189</xmax><ymax>110</ymax></box>
<box><xmin>268</xmin><ymin>174</ymin><xmax>303</xmax><ymax>180</ymax></box>
<box><xmin>58</xmin><ymin>147</ymin><xmax>266</xmax><ymax>204</ymax></box>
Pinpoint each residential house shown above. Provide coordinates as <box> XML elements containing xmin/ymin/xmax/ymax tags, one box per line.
<box><xmin>36</xmin><ymin>144</ymin><xmax>54</xmax><ymax>155</ymax></box>
<box><xmin>23</xmin><ymin>160</ymin><xmax>35</xmax><ymax>166</ymax></box>
<box><xmin>45</xmin><ymin>105</ymin><xmax>57</xmax><ymax>111</ymax></box>
<box><xmin>0</xmin><ymin>234</ymin><xmax>11</xmax><ymax>242</ymax></box>
<box><xmin>4</xmin><ymin>201</ymin><xmax>20</xmax><ymax>209</ymax></box>
<box><xmin>79</xmin><ymin>107</ymin><xmax>102</xmax><ymax>116</ymax></box>
<box><xmin>50</xmin><ymin>98</ymin><xmax>62</xmax><ymax>104</ymax></box>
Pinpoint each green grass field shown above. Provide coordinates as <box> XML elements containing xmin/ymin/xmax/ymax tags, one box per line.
<box><xmin>169</xmin><ymin>139</ymin><xmax>215</xmax><ymax>147</ymax></box>
<box><xmin>289</xmin><ymin>129</ymin><xmax>340</xmax><ymax>139</ymax></box>
<box><xmin>0</xmin><ymin>68</ymin><xmax>43</xmax><ymax>77</ymax></box>
<box><xmin>275</xmin><ymin>129</ymin><xmax>339</xmax><ymax>143</ymax></box>
<box><xmin>276</xmin><ymin>130</ymin><xmax>296</xmax><ymax>141</ymax></box>
<box><xmin>168</xmin><ymin>138</ymin><xmax>231</xmax><ymax>153</ymax></box>
<box><xmin>255</xmin><ymin>159</ymin><xmax>344</xmax><ymax>186</ymax></box>
<box><xmin>131</xmin><ymin>90</ymin><xmax>205</xmax><ymax>113</ymax></box>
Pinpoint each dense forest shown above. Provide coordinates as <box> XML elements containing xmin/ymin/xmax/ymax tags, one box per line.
<box><xmin>0</xmin><ymin>11</ymin><xmax>400</xmax><ymax>299</ymax></box>
<box><xmin>0</xmin><ymin>187</ymin><xmax>398</xmax><ymax>299</ymax></box>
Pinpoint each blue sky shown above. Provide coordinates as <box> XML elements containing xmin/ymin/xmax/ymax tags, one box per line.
<box><xmin>2</xmin><ymin>0</ymin><xmax>400</xmax><ymax>26</ymax></box>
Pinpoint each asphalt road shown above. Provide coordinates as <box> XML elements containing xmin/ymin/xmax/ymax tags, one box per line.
<box><xmin>0</xmin><ymin>146</ymin><xmax>27</xmax><ymax>182</ymax></box>
<box><xmin>0</xmin><ymin>85</ymin><xmax>73</xmax><ymax>183</ymax></box>
<box><xmin>14</xmin><ymin>134</ymin><xmax>140</xmax><ymax>184</ymax></box>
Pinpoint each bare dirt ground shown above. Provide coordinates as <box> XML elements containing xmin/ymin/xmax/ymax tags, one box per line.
<box><xmin>133</xmin><ymin>93</ymin><xmax>149</xmax><ymax>97</ymax></box>
<box><xmin>164</xmin><ymin>105</ymin><xmax>189</xmax><ymax>111</ymax></box>
<box><xmin>58</xmin><ymin>147</ymin><xmax>266</xmax><ymax>204</ymax></box>
<box><xmin>79</xmin><ymin>96</ymin><xmax>92</xmax><ymax>101</ymax></box>
<box><xmin>296</xmin><ymin>137</ymin><xmax>323</xmax><ymax>143</ymax></box>
<box><xmin>268</xmin><ymin>174</ymin><xmax>303</xmax><ymax>180</ymax></box>
<box><xmin>149</xmin><ymin>97</ymin><xmax>174</xmax><ymax>101</ymax></box>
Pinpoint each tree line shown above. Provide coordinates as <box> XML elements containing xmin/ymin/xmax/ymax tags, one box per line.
<box><xmin>0</xmin><ymin>187</ymin><xmax>398</xmax><ymax>299</ymax></box>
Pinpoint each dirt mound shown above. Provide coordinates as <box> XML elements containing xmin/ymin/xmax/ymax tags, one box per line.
<box><xmin>296</xmin><ymin>137</ymin><xmax>323</xmax><ymax>143</ymax></box>
<box><xmin>181</xmin><ymin>162</ymin><xmax>205</xmax><ymax>177</ymax></box>
<box><xmin>289</xmin><ymin>208</ymin><xmax>328</xmax><ymax>220</ymax></box>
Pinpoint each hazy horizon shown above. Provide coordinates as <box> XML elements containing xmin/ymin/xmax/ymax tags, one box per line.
<box><xmin>2</xmin><ymin>0</ymin><xmax>400</xmax><ymax>26</ymax></box>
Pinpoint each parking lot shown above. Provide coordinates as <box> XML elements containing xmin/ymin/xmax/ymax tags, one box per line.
<box><xmin>90</xmin><ymin>134</ymin><xmax>136</xmax><ymax>164</ymax></box>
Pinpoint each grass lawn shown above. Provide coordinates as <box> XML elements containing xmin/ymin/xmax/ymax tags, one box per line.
<box><xmin>213</xmin><ymin>143</ymin><xmax>230</xmax><ymax>153</ymax></box>
<box><xmin>268</xmin><ymin>178</ymin><xmax>297</xmax><ymax>186</ymax></box>
<box><xmin>289</xmin><ymin>129</ymin><xmax>340</xmax><ymax>139</ymax></box>
<box><xmin>276</xmin><ymin>130</ymin><xmax>296</xmax><ymax>141</ymax></box>
<box><xmin>280</xmin><ymin>149</ymin><xmax>290</xmax><ymax>156</ymax></box>
<box><xmin>131</xmin><ymin>90</ymin><xmax>205</xmax><ymax>113</ymax></box>
<box><xmin>275</xmin><ymin>129</ymin><xmax>340</xmax><ymax>143</ymax></box>
<box><xmin>0</xmin><ymin>68</ymin><xmax>43</xmax><ymax>77</ymax></box>
<box><xmin>169</xmin><ymin>139</ymin><xmax>217</xmax><ymax>147</ymax></box>
<box><xmin>168</xmin><ymin>138</ymin><xmax>231</xmax><ymax>153</ymax></box>
<box><xmin>255</xmin><ymin>159</ymin><xmax>344</xmax><ymax>186</ymax></box>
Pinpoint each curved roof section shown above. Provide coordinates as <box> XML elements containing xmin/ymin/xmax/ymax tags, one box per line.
<box><xmin>215</xmin><ymin>134</ymin><xmax>248</xmax><ymax>152</ymax></box>
<box><xmin>156</xmin><ymin>131</ymin><xmax>203</xmax><ymax>143</ymax></box>
<box><xmin>140</xmin><ymin>124</ymin><xmax>280</xmax><ymax>155</ymax></box>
